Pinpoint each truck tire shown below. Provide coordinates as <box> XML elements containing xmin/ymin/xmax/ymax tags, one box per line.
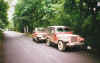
<box><xmin>46</xmin><ymin>39</ymin><xmax>51</xmax><ymax>46</ymax></box>
<box><xmin>58</xmin><ymin>41</ymin><xmax>66</xmax><ymax>51</ymax></box>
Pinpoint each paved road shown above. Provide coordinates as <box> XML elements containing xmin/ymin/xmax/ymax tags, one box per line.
<box><xmin>3</xmin><ymin>31</ymin><xmax>100</xmax><ymax>63</ymax></box>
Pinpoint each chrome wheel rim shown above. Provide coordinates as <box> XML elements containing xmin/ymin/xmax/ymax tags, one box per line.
<box><xmin>58</xmin><ymin>41</ymin><xmax>64</xmax><ymax>50</ymax></box>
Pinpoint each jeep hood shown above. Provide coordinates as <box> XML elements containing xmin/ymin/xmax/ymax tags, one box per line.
<box><xmin>56</xmin><ymin>34</ymin><xmax>79</xmax><ymax>41</ymax></box>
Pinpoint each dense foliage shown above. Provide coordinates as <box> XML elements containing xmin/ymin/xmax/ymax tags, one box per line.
<box><xmin>13</xmin><ymin>0</ymin><xmax>100</xmax><ymax>50</ymax></box>
<box><xmin>0</xmin><ymin>0</ymin><xmax>9</xmax><ymax>29</ymax></box>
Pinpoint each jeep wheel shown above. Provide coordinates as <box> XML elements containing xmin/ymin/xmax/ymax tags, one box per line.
<box><xmin>58</xmin><ymin>41</ymin><xmax>66</xmax><ymax>51</ymax></box>
<box><xmin>32</xmin><ymin>38</ymin><xmax>35</xmax><ymax>41</ymax></box>
<box><xmin>46</xmin><ymin>39</ymin><xmax>51</xmax><ymax>46</ymax></box>
<box><xmin>37</xmin><ymin>37</ymin><xmax>41</xmax><ymax>42</ymax></box>
<box><xmin>34</xmin><ymin>37</ymin><xmax>39</xmax><ymax>42</ymax></box>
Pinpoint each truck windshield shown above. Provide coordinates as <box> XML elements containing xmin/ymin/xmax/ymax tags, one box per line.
<box><xmin>57</xmin><ymin>27</ymin><xmax>71</xmax><ymax>32</ymax></box>
<box><xmin>37</xmin><ymin>28</ymin><xmax>45</xmax><ymax>32</ymax></box>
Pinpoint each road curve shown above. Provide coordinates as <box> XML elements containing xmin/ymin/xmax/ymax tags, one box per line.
<box><xmin>3</xmin><ymin>31</ymin><xmax>100</xmax><ymax>63</ymax></box>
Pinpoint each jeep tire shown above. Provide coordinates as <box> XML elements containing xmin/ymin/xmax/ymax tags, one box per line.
<box><xmin>46</xmin><ymin>38</ymin><xmax>51</xmax><ymax>46</ymax></box>
<box><xmin>32</xmin><ymin>38</ymin><xmax>35</xmax><ymax>41</ymax></box>
<box><xmin>58</xmin><ymin>41</ymin><xmax>66</xmax><ymax>51</ymax></box>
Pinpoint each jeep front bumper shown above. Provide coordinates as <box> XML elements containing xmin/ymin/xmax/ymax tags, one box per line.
<box><xmin>38</xmin><ymin>37</ymin><xmax>46</xmax><ymax>40</ymax></box>
<box><xmin>66</xmin><ymin>42</ymin><xmax>85</xmax><ymax>47</ymax></box>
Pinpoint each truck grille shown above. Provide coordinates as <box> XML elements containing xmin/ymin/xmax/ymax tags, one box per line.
<box><xmin>71</xmin><ymin>36</ymin><xmax>77</xmax><ymax>42</ymax></box>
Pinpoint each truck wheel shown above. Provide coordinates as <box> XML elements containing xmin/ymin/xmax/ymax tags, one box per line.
<box><xmin>32</xmin><ymin>38</ymin><xmax>35</xmax><ymax>41</ymax></box>
<box><xmin>58</xmin><ymin>41</ymin><xmax>66</xmax><ymax>51</ymax></box>
<box><xmin>37</xmin><ymin>37</ymin><xmax>40</xmax><ymax>42</ymax></box>
<box><xmin>46</xmin><ymin>39</ymin><xmax>51</xmax><ymax>46</ymax></box>
<box><xmin>34</xmin><ymin>37</ymin><xmax>39</xmax><ymax>43</ymax></box>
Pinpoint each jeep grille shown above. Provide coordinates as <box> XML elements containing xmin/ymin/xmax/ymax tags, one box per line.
<box><xmin>71</xmin><ymin>36</ymin><xmax>77</xmax><ymax>42</ymax></box>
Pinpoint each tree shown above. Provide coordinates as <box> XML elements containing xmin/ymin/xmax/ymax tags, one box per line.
<box><xmin>13</xmin><ymin>0</ymin><xmax>100</xmax><ymax>51</ymax></box>
<box><xmin>0</xmin><ymin>0</ymin><xmax>9</xmax><ymax>29</ymax></box>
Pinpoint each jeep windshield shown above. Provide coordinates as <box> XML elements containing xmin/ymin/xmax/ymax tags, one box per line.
<box><xmin>36</xmin><ymin>28</ymin><xmax>45</xmax><ymax>32</ymax></box>
<box><xmin>57</xmin><ymin>27</ymin><xmax>72</xmax><ymax>32</ymax></box>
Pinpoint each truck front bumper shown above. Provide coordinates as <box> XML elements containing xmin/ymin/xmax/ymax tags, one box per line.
<box><xmin>66</xmin><ymin>42</ymin><xmax>85</xmax><ymax>47</ymax></box>
<box><xmin>38</xmin><ymin>37</ymin><xmax>46</xmax><ymax>40</ymax></box>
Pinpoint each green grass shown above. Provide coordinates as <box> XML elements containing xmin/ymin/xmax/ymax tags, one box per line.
<box><xmin>25</xmin><ymin>33</ymin><xmax>32</xmax><ymax>37</ymax></box>
<box><xmin>0</xmin><ymin>30</ymin><xmax>3</xmax><ymax>45</ymax></box>
<box><xmin>0</xmin><ymin>31</ymin><xmax>4</xmax><ymax>63</ymax></box>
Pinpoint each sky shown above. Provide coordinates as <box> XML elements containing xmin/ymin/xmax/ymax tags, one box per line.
<box><xmin>5</xmin><ymin>0</ymin><xmax>17</xmax><ymax>21</ymax></box>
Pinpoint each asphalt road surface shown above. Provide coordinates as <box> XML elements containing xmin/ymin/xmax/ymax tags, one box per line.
<box><xmin>3</xmin><ymin>31</ymin><xmax>100</xmax><ymax>63</ymax></box>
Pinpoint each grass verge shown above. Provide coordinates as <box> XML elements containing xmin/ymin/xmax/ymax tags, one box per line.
<box><xmin>0</xmin><ymin>31</ymin><xmax>4</xmax><ymax>63</ymax></box>
<box><xmin>25</xmin><ymin>32</ymin><xmax>32</xmax><ymax>37</ymax></box>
